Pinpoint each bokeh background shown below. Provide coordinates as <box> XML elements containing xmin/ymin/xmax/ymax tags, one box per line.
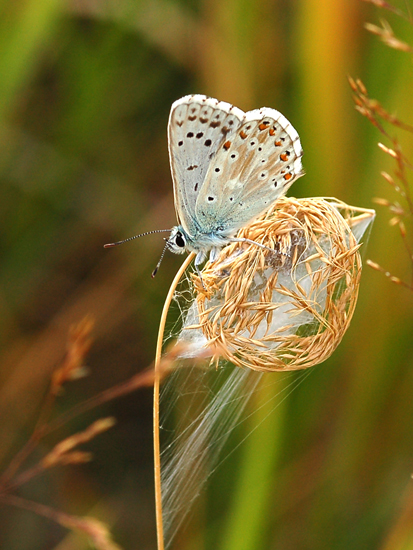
<box><xmin>0</xmin><ymin>0</ymin><xmax>413</xmax><ymax>549</ymax></box>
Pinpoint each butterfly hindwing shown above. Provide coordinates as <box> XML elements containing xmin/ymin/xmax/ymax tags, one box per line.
<box><xmin>195</xmin><ymin>107</ymin><xmax>303</xmax><ymax>234</ymax></box>
<box><xmin>168</xmin><ymin>95</ymin><xmax>245</xmax><ymax>235</ymax></box>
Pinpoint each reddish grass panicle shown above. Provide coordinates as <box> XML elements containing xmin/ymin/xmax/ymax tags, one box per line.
<box><xmin>0</xmin><ymin>318</ymin><xmax>185</xmax><ymax>550</ymax></box>
<box><xmin>350</xmin><ymin>1</ymin><xmax>413</xmax><ymax>290</ymax></box>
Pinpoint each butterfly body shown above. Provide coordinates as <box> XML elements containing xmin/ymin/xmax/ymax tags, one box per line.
<box><xmin>166</xmin><ymin>94</ymin><xmax>304</xmax><ymax>268</ymax></box>
<box><xmin>166</xmin><ymin>223</ymin><xmax>239</xmax><ymax>265</ymax></box>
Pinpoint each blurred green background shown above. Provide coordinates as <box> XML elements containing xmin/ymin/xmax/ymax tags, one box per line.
<box><xmin>0</xmin><ymin>0</ymin><xmax>412</xmax><ymax>549</ymax></box>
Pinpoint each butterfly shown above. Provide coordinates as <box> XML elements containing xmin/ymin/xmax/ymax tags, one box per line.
<box><xmin>105</xmin><ymin>95</ymin><xmax>303</xmax><ymax>274</ymax></box>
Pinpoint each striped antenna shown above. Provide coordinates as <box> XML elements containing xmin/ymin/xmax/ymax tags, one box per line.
<box><xmin>151</xmin><ymin>241</ymin><xmax>169</xmax><ymax>278</ymax></box>
<box><xmin>104</xmin><ymin>229</ymin><xmax>171</xmax><ymax>248</ymax></box>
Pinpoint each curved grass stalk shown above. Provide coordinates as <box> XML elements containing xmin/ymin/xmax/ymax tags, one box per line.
<box><xmin>153</xmin><ymin>252</ymin><xmax>195</xmax><ymax>550</ymax></box>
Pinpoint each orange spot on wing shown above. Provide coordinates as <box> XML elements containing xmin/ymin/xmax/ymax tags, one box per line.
<box><xmin>240</xmin><ymin>130</ymin><xmax>247</xmax><ymax>139</ymax></box>
<box><xmin>223</xmin><ymin>141</ymin><xmax>231</xmax><ymax>150</ymax></box>
<box><xmin>274</xmin><ymin>140</ymin><xmax>282</xmax><ymax>146</ymax></box>
<box><xmin>259</xmin><ymin>122</ymin><xmax>269</xmax><ymax>131</ymax></box>
<box><xmin>280</xmin><ymin>153</ymin><xmax>288</xmax><ymax>162</ymax></box>
<box><xmin>269</xmin><ymin>128</ymin><xmax>275</xmax><ymax>136</ymax></box>
<box><xmin>284</xmin><ymin>172</ymin><xmax>293</xmax><ymax>181</ymax></box>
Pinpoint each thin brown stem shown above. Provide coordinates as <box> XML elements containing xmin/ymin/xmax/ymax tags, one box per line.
<box><xmin>362</xmin><ymin>0</ymin><xmax>413</xmax><ymax>23</ymax></box>
<box><xmin>0</xmin><ymin>493</ymin><xmax>121</xmax><ymax>549</ymax></box>
<box><xmin>0</xmin><ymin>318</ymin><xmax>94</xmax><ymax>487</ymax></box>
<box><xmin>0</xmin><ymin>389</ymin><xmax>57</xmax><ymax>487</ymax></box>
<box><xmin>0</xmin><ymin>463</ymin><xmax>46</xmax><ymax>496</ymax></box>
<box><xmin>394</xmin><ymin>144</ymin><xmax>413</xmax><ymax>215</ymax></box>
<box><xmin>398</xmin><ymin>225</ymin><xmax>413</xmax><ymax>288</ymax></box>
<box><xmin>0</xmin><ymin>493</ymin><xmax>74</xmax><ymax>523</ymax></box>
<box><xmin>47</xmin><ymin>366</ymin><xmax>157</xmax><ymax>434</ymax></box>
<box><xmin>153</xmin><ymin>252</ymin><xmax>195</xmax><ymax>550</ymax></box>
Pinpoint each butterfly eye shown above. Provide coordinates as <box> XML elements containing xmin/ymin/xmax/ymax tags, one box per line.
<box><xmin>175</xmin><ymin>232</ymin><xmax>186</xmax><ymax>248</ymax></box>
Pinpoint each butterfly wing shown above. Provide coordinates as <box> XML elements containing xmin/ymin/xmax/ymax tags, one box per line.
<box><xmin>195</xmin><ymin>107</ymin><xmax>304</xmax><ymax>234</ymax></box>
<box><xmin>168</xmin><ymin>95</ymin><xmax>245</xmax><ymax>235</ymax></box>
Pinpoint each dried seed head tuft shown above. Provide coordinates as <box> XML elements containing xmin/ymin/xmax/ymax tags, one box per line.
<box><xmin>51</xmin><ymin>316</ymin><xmax>94</xmax><ymax>394</ymax></box>
<box><xmin>189</xmin><ymin>197</ymin><xmax>374</xmax><ymax>372</ymax></box>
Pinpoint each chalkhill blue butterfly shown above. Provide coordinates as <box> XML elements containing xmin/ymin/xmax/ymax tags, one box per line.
<box><xmin>105</xmin><ymin>95</ymin><xmax>304</xmax><ymax>274</ymax></box>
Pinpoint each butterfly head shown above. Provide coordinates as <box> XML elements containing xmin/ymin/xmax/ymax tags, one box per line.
<box><xmin>166</xmin><ymin>226</ymin><xmax>189</xmax><ymax>255</ymax></box>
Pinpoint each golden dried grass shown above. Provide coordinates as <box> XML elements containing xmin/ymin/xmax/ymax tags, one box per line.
<box><xmin>191</xmin><ymin>197</ymin><xmax>372</xmax><ymax>372</ymax></box>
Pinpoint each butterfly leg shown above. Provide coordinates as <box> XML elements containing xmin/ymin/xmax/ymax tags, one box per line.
<box><xmin>209</xmin><ymin>247</ymin><xmax>220</xmax><ymax>263</ymax></box>
<box><xmin>195</xmin><ymin>251</ymin><xmax>206</xmax><ymax>290</ymax></box>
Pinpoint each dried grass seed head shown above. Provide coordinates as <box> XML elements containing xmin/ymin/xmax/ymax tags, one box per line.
<box><xmin>188</xmin><ymin>197</ymin><xmax>374</xmax><ymax>372</ymax></box>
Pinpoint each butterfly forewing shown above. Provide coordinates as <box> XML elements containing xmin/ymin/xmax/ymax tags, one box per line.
<box><xmin>195</xmin><ymin>107</ymin><xmax>303</xmax><ymax>234</ymax></box>
<box><xmin>168</xmin><ymin>95</ymin><xmax>245</xmax><ymax>235</ymax></box>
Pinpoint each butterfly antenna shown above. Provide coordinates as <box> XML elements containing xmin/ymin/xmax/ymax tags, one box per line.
<box><xmin>151</xmin><ymin>241</ymin><xmax>169</xmax><ymax>278</ymax></box>
<box><xmin>104</xmin><ymin>229</ymin><xmax>171</xmax><ymax>248</ymax></box>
